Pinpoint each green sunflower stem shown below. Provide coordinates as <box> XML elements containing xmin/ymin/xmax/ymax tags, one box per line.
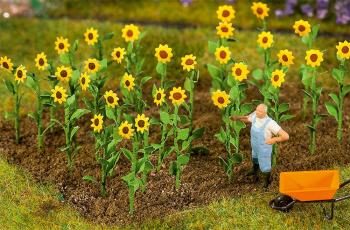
<box><xmin>37</xmin><ymin>83</ymin><xmax>44</xmax><ymax>150</ymax></box>
<box><xmin>337</xmin><ymin>95</ymin><xmax>344</xmax><ymax>142</ymax></box>
<box><xmin>225</xmin><ymin>108</ymin><xmax>232</xmax><ymax>182</ymax></box>
<box><xmin>14</xmin><ymin>83</ymin><xmax>20</xmax><ymax>144</ymax></box>
<box><xmin>189</xmin><ymin>75</ymin><xmax>194</xmax><ymax>151</ymax></box>
<box><xmin>309</xmin><ymin>69</ymin><xmax>317</xmax><ymax>154</ymax></box>
<box><xmin>173</xmin><ymin>106</ymin><xmax>181</xmax><ymax>190</ymax></box>
<box><xmin>157</xmin><ymin>124</ymin><xmax>167</xmax><ymax>172</ymax></box>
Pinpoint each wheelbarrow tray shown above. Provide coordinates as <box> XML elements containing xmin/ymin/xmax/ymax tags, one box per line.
<box><xmin>280</xmin><ymin>170</ymin><xmax>340</xmax><ymax>201</ymax></box>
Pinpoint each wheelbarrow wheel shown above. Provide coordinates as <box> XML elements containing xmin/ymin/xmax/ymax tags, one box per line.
<box><xmin>270</xmin><ymin>195</ymin><xmax>294</xmax><ymax>212</ymax></box>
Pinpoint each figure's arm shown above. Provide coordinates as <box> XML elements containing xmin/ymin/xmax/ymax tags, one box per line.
<box><xmin>265</xmin><ymin>129</ymin><xmax>289</xmax><ymax>145</ymax></box>
<box><xmin>230</xmin><ymin>115</ymin><xmax>251</xmax><ymax>123</ymax></box>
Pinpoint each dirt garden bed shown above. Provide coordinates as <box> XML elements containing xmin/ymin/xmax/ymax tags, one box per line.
<box><xmin>1</xmin><ymin>80</ymin><xmax>350</xmax><ymax>226</ymax></box>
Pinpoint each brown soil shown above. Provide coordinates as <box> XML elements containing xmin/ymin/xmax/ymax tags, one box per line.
<box><xmin>1</xmin><ymin>80</ymin><xmax>350</xmax><ymax>226</ymax></box>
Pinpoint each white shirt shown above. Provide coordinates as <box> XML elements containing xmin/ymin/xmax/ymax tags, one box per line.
<box><xmin>248</xmin><ymin>112</ymin><xmax>281</xmax><ymax>139</ymax></box>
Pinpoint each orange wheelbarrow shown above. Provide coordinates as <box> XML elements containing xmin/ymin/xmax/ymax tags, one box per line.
<box><xmin>269</xmin><ymin>170</ymin><xmax>350</xmax><ymax>220</ymax></box>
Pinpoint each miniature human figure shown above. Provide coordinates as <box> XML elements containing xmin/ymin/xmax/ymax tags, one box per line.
<box><xmin>231</xmin><ymin>104</ymin><xmax>289</xmax><ymax>188</ymax></box>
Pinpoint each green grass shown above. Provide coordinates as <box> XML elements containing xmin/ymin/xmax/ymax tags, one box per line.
<box><xmin>1</xmin><ymin>155</ymin><xmax>350</xmax><ymax>229</ymax></box>
<box><xmin>45</xmin><ymin>0</ymin><xmax>350</xmax><ymax>35</ymax></box>
<box><xmin>0</xmin><ymin>157</ymin><xmax>111</xmax><ymax>229</ymax></box>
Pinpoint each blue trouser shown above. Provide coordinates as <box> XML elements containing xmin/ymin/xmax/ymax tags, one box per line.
<box><xmin>250</xmin><ymin>116</ymin><xmax>273</xmax><ymax>173</ymax></box>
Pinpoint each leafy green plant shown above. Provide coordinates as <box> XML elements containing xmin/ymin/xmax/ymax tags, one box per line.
<box><xmin>325</xmin><ymin>45</ymin><xmax>350</xmax><ymax>142</ymax></box>
<box><xmin>167</xmin><ymin>86</ymin><xmax>202</xmax><ymax>189</ymax></box>
<box><xmin>212</xmin><ymin>78</ymin><xmax>252</xmax><ymax>181</ymax></box>
<box><xmin>302</xmin><ymin>48</ymin><xmax>325</xmax><ymax>154</ymax></box>
<box><xmin>84</xmin><ymin>116</ymin><xmax>122</xmax><ymax>197</ymax></box>
<box><xmin>120</xmin><ymin>116</ymin><xmax>156</xmax><ymax>214</ymax></box>
<box><xmin>3</xmin><ymin>65</ymin><xmax>27</xmax><ymax>144</ymax></box>
<box><xmin>50</xmin><ymin>90</ymin><xmax>89</xmax><ymax>170</ymax></box>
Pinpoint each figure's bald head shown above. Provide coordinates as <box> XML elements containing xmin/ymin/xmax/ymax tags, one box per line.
<box><xmin>256</xmin><ymin>103</ymin><xmax>267</xmax><ymax>118</ymax></box>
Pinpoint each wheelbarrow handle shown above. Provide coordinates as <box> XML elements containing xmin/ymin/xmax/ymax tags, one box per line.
<box><xmin>340</xmin><ymin>178</ymin><xmax>350</xmax><ymax>189</ymax></box>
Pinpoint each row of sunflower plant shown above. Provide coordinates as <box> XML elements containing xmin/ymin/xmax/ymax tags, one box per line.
<box><xmin>207</xmin><ymin>2</ymin><xmax>350</xmax><ymax>182</ymax></box>
<box><xmin>0</xmin><ymin>24</ymin><xmax>204</xmax><ymax>214</ymax></box>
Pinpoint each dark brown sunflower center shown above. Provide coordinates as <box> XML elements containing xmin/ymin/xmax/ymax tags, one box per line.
<box><xmin>282</xmin><ymin>55</ymin><xmax>288</xmax><ymax>62</ymax></box>
<box><xmin>257</xmin><ymin>7</ymin><xmax>263</xmax><ymax>15</ymax></box>
<box><xmin>222</xmin><ymin>10</ymin><xmax>230</xmax><ymax>17</ymax></box>
<box><xmin>89</xmin><ymin>63</ymin><xmax>95</xmax><ymax>70</ymax></box>
<box><xmin>185</xmin><ymin>59</ymin><xmax>194</xmax><ymax>65</ymax></box>
<box><xmin>159</xmin><ymin>50</ymin><xmax>168</xmax><ymax>59</ymax></box>
<box><xmin>81</xmin><ymin>77</ymin><xmax>86</xmax><ymax>84</ymax></box>
<box><xmin>156</xmin><ymin>93</ymin><xmax>162</xmax><ymax>100</ymax></box>
<box><xmin>107</xmin><ymin>96</ymin><xmax>114</xmax><ymax>104</ymax></box>
<box><xmin>116</xmin><ymin>51</ymin><xmax>120</xmax><ymax>57</ymax></box>
<box><xmin>342</xmin><ymin>46</ymin><xmax>349</xmax><ymax>54</ymax></box>
<box><xmin>60</xmin><ymin>70</ymin><xmax>67</xmax><ymax>78</ymax></box>
<box><xmin>39</xmin><ymin>58</ymin><xmax>44</xmax><ymax>66</ymax></box>
<box><xmin>220</xmin><ymin>51</ymin><xmax>227</xmax><ymax>59</ymax></box>
<box><xmin>235</xmin><ymin>68</ymin><xmax>242</xmax><ymax>76</ymax></box>
<box><xmin>56</xmin><ymin>91</ymin><xmax>62</xmax><ymax>99</ymax></box>
<box><xmin>298</xmin><ymin>25</ymin><xmax>305</xmax><ymax>32</ymax></box>
<box><xmin>273</xmin><ymin>75</ymin><xmax>279</xmax><ymax>82</ymax></box>
<box><xmin>221</xmin><ymin>26</ymin><xmax>228</xmax><ymax>32</ymax></box>
<box><xmin>94</xmin><ymin>119</ymin><xmax>99</xmax><ymax>126</ymax></box>
<box><xmin>262</xmin><ymin>37</ymin><xmax>268</xmax><ymax>43</ymax></box>
<box><xmin>17</xmin><ymin>70</ymin><xmax>23</xmax><ymax>78</ymax></box>
<box><xmin>173</xmin><ymin>92</ymin><xmax>182</xmax><ymax>100</ymax></box>
<box><xmin>122</xmin><ymin>127</ymin><xmax>129</xmax><ymax>134</ymax></box>
<box><xmin>218</xmin><ymin>97</ymin><xmax>225</xmax><ymax>104</ymax></box>
<box><xmin>2</xmin><ymin>62</ymin><xmax>9</xmax><ymax>69</ymax></box>
<box><xmin>127</xmin><ymin>30</ymin><xmax>133</xmax><ymax>37</ymax></box>
<box><xmin>125</xmin><ymin>80</ymin><xmax>130</xmax><ymax>87</ymax></box>
<box><xmin>138</xmin><ymin>120</ymin><xmax>145</xmax><ymax>128</ymax></box>
<box><xmin>310</xmin><ymin>54</ymin><xmax>318</xmax><ymax>62</ymax></box>
<box><xmin>88</xmin><ymin>33</ymin><xmax>93</xmax><ymax>40</ymax></box>
<box><xmin>59</xmin><ymin>43</ymin><xmax>64</xmax><ymax>49</ymax></box>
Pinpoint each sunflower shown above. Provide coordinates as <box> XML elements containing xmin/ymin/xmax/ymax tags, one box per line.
<box><xmin>215</xmin><ymin>46</ymin><xmax>231</xmax><ymax>65</ymax></box>
<box><xmin>270</xmin><ymin>69</ymin><xmax>286</xmax><ymax>88</ymax></box>
<box><xmin>14</xmin><ymin>65</ymin><xmax>27</xmax><ymax>83</ymax></box>
<box><xmin>121</xmin><ymin>73</ymin><xmax>135</xmax><ymax>91</ymax></box>
<box><xmin>293</xmin><ymin>20</ymin><xmax>311</xmax><ymax>37</ymax></box>
<box><xmin>0</xmin><ymin>56</ymin><xmax>14</xmax><ymax>71</ymax></box>
<box><xmin>111</xmin><ymin>47</ymin><xmax>126</xmax><ymax>63</ymax></box>
<box><xmin>277</xmin><ymin>49</ymin><xmax>295</xmax><ymax>67</ymax></box>
<box><xmin>51</xmin><ymin>85</ymin><xmax>68</xmax><ymax>104</ymax></box>
<box><xmin>305</xmin><ymin>49</ymin><xmax>324</xmax><ymax>67</ymax></box>
<box><xmin>216</xmin><ymin>21</ymin><xmax>234</xmax><ymax>39</ymax></box>
<box><xmin>35</xmin><ymin>52</ymin><xmax>48</xmax><ymax>71</ymax></box>
<box><xmin>216</xmin><ymin>5</ymin><xmax>235</xmax><ymax>22</ymax></box>
<box><xmin>212</xmin><ymin>90</ymin><xmax>230</xmax><ymax>109</ymax></box>
<box><xmin>181</xmin><ymin>54</ymin><xmax>197</xmax><ymax>72</ymax></box>
<box><xmin>122</xmin><ymin>24</ymin><xmax>140</xmax><ymax>42</ymax></box>
<box><xmin>257</xmin><ymin>31</ymin><xmax>273</xmax><ymax>49</ymax></box>
<box><xmin>118</xmin><ymin>121</ymin><xmax>134</xmax><ymax>139</ymax></box>
<box><xmin>55</xmin><ymin>66</ymin><xmax>72</xmax><ymax>82</ymax></box>
<box><xmin>85</xmin><ymin>58</ymin><xmax>100</xmax><ymax>74</ymax></box>
<box><xmin>169</xmin><ymin>87</ymin><xmax>187</xmax><ymax>106</ymax></box>
<box><xmin>54</xmin><ymin>36</ymin><xmax>70</xmax><ymax>55</ymax></box>
<box><xmin>251</xmin><ymin>2</ymin><xmax>270</xmax><ymax>20</ymax></box>
<box><xmin>231</xmin><ymin>62</ymin><xmax>249</xmax><ymax>82</ymax></box>
<box><xmin>104</xmin><ymin>90</ymin><xmax>119</xmax><ymax>108</ymax></box>
<box><xmin>91</xmin><ymin>114</ymin><xmax>104</xmax><ymax>133</ymax></box>
<box><xmin>135</xmin><ymin>114</ymin><xmax>150</xmax><ymax>133</ymax></box>
<box><xmin>154</xmin><ymin>88</ymin><xmax>166</xmax><ymax>106</ymax></box>
<box><xmin>79</xmin><ymin>72</ymin><xmax>91</xmax><ymax>91</ymax></box>
<box><xmin>336</xmin><ymin>40</ymin><xmax>350</xmax><ymax>60</ymax></box>
<box><xmin>84</xmin><ymin>28</ymin><xmax>99</xmax><ymax>46</ymax></box>
<box><xmin>155</xmin><ymin>44</ymin><xmax>173</xmax><ymax>63</ymax></box>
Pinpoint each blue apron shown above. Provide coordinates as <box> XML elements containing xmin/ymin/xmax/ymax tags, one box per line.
<box><xmin>251</xmin><ymin>115</ymin><xmax>273</xmax><ymax>173</ymax></box>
